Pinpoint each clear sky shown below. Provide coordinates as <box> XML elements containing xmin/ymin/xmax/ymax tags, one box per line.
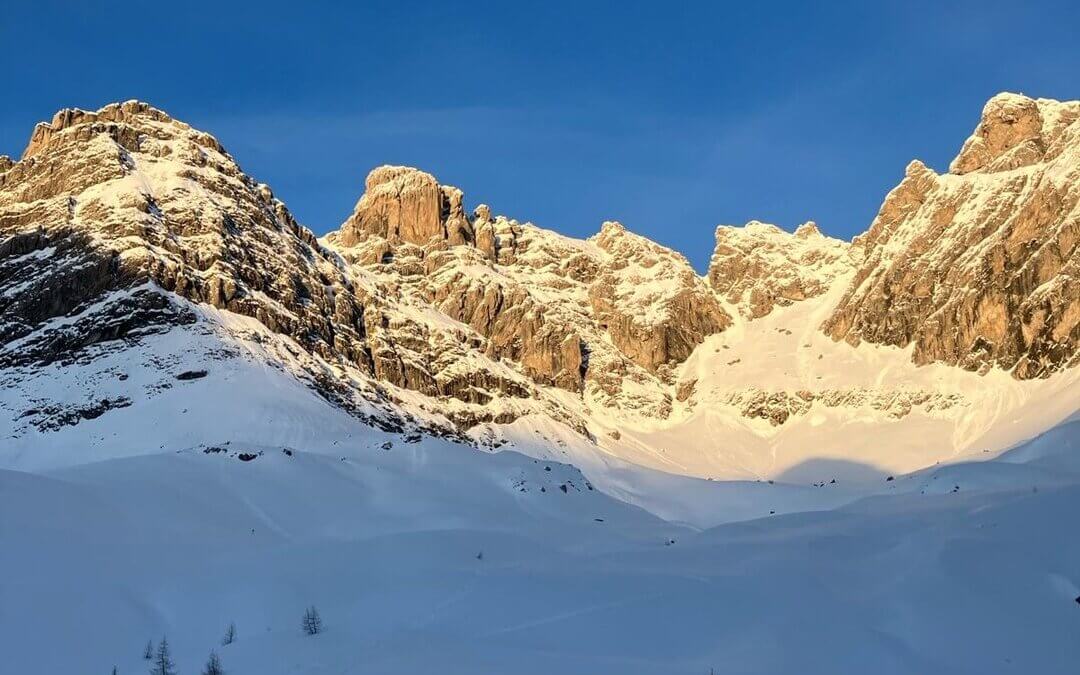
<box><xmin>3</xmin><ymin>0</ymin><xmax>1078</xmax><ymax>270</ymax></box>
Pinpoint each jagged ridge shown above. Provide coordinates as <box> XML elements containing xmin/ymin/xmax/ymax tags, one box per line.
<box><xmin>823</xmin><ymin>93</ymin><xmax>1079</xmax><ymax>378</ymax></box>
<box><xmin>1</xmin><ymin>94</ymin><xmax>1077</xmax><ymax>464</ymax></box>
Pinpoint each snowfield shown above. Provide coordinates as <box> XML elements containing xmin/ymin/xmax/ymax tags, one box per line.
<box><xmin>2</xmin><ymin>418</ymin><xmax>1079</xmax><ymax>674</ymax></box>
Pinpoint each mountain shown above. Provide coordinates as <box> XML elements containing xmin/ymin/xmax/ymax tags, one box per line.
<box><xmin>2</xmin><ymin>95</ymin><xmax>1076</xmax><ymax>481</ymax></box>
<box><xmin>2</xmin><ymin>94</ymin><xmax>1080</xmax><ymax>675</ymax></box>
<box><xmin>823</xmin><ymin>93</ymin><xmax>1080</xmax><ymax>379</ymax></box>
<box><xmin>708</xmin><ymin>219</ymin><xmax>860</xmax><ymax>319</ymax></box>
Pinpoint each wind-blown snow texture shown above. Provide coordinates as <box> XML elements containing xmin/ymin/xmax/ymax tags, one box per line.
<box><xmin>1</xmin><ymin>95</ymin><xmax>1078</xmax><ymax>674</ymax></box>
<box><xmin>3</xmin><ymin>395</ymin><xmax>1079</xmax><ymax>674</ymax></box>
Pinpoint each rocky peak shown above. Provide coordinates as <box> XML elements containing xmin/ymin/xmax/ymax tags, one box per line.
<box><xmin>595</xmin><ymin>219</ymin><xmax>627</xmax><ymax>238</ymax></box>
<box><xmin>20</xmin><ymin>100</ymin><xmax>219</xmax><ymax>161</ymax></box>
<box><xmin>708</xmin><ymin>220</ymin><xmax>858</xmax><ymax>318</ymax></box>
<box><xmin>794</xmin><ymin>221</ymin><xmax>822</xmax><ymax>238</ymax></box>
<box><xmin>590</xmin><ymin>220</ymin><xmax>657</xmax><ymax>259</ymax></box>
<box><xmin>0</xmin><ymin>100</ymin><xmax>359</xmax><ymax>359</ymax></box>
<box><xmin>824</xmin><ymin>93</ymin><xmax>1080</xmax><ymax>378</ymax></box>
<box><xmin>337</xmin><ymin>165</ymin><xmax>473</xmax><ymax>248</ymax></box>
<box><xmin>586</xmin><ymin>220</ymin><xmax>731</xmax><ymax>376</ymax></box>
<box><xmin>329</xmin><ymin>187</ymin><xmax>733</xmax><ymax>416</ymax></box>
<box><xmin>473</xmin><ymin>203</ymin><xmax>492</xmax><ymax>222</ymax></box>
<box><xmin>950</xmin><ymin>92</ymin><xmax>1080</xmax><ymax>175</ymax></box>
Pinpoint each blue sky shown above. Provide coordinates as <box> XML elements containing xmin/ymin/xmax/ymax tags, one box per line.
<box><xmin>4</xmin><ymin>0</ymin><xmax>1079</xmax><ymax>270</ymax></box>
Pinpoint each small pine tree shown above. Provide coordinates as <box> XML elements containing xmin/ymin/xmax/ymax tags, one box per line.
<box><xmin>221</xmin><ymin>622</ymin><xmax>236</xmax><ymax>646</ymax></box>
<box><xmin>301</xmin><ymin>606</ymin><xmax>322</xmax><ymax>635</ymax></box>
<box><xmin>149</xmin><ymin>636</ymin><xmax>177</xmax><ymax>675</ymax></box>
<box><xmin>202</xmin><ymin>650</ymin><xmax>224</xmax><ymax>675</ymax></box>
<box><xmin>143</xmin><ymin>640</ymin><xmax>154</xmax><ymax>660</ymax></box>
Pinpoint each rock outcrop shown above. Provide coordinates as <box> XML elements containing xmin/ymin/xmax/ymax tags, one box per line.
<box><xmin>337</xmin><ymin>166</ymin><xmax>473</xmax><ymax>247</ymax></box>
<box><xmin>589</xmin><ymin>221</ymin><xmax>730</xmax><ymax>375</ymax></box>
<box><xmin>950</xmin><ymin>93</ymin><xmax>1051</xmax><ymax>175</ymax></box>
<box><xmin>708</xmin><ymin>220</ymin><xmax>860</xmax><ymax>318</ymax></box>
<box><xmin>0</xmin><ymin>101</ymin><xmax>368</xmax><ymax>366</ymax></box>
<box><xmin>326</xmin><ymin>170</ymin><xmax>733</xmax><ymax>418</ymax></box>
<box><xmin>823</xmin><ymin>93</ymin><xmax>1080</xmax><ymax>378</ymax></box>
<box><xmin>719</xmin><ymin>387</ymin><xmax>965</xmax><ymax>426</ymax></box>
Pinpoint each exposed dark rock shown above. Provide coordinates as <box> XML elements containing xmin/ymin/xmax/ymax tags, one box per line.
<box><xmin>27</xmin><ymin>396</ymin><xmax>133</xmax><ymax>432</ymax></box>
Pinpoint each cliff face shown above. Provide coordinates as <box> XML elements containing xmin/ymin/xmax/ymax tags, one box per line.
<box><xmin>337</xmin><ymin>165</ymin><xmax>473</xmax><ymax>247</ymax></box>
<box><xmin>708</xmin><ymin>220</ymin><xmax>861</xmax><ymax>318</ymax></box>
<box><xmin>326</xmin><ymin>168</ymin><xmax>731</xmax><ymax>419</ymax></box>
<box><xmin>822</xmin><ymin>93</ymin><xmax>1080</xmax><ymax>378</ymax></box>
<box><xmin>0</xmin><ymin>102</ymin><xmax>546</xmax><ymax>434</ymax></box>
<box><xmin>0</xmin><ymin>101</ymin><xmax>365</xmax><ymax>369</ymax></box>
<box><xmin>588</xmin><ymin>220</ymin><xmax>731</xmax><ymax>376</ymax></box>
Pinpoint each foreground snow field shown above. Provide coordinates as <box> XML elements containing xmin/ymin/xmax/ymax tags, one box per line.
<box><xmin>3</xmin><ymin>418</ymin><xmax>1079</xmax><ymax>674</ymax></box>
<box><xmin>2</xmin><ymin>297</ymin><xmax>1079</xmax><ymax>674</ymax></box>
<box><xmin>2</xmin><ymin>330</ymin><xmax>1078</xmax><ymax>673</ymax></box>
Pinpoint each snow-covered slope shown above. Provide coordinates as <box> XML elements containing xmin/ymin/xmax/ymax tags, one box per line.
<box><xmin>584</xmin><ymin>280</ymin><xmax>1080</xmax><ymax>482</ymax></box>
<box><xmin>3</xmin><ymin>415</ymin><xmax>1079</xmax><ymax>674</ymax></box>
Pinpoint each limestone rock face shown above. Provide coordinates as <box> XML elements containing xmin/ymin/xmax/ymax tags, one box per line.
<box><xmin>422</xmin><ymin>244</ymin><xmax>585</xmax><ymax>392</ymax></box>
<box><xmin>950</xmin><ymin>93</ymin><xmax>1050</xmax><ymax>175</ymax></box>
<box><xmin>589</xmin><ymin>221</ymin><xmax>731</xmax><ymax>375</ymax></box>
<box><xmin>472</xmin><ymin>204</ymin><xmax>497</xmax><ymax>259</ymax></box>
<box><xmin>338</xmin><ymin>166</ymin><xmax>474</xmax><ymax>247</ymax></box>
<box><xmin>708</xmin><ymin>220</ymin><xmax>860</xmax><ymax>318</ymax></box>
<box><xmin>823</xmin><ymin>93</ymin><xmax>1080</xmax><ymax>378</ymax></box>
<box><xmin>719</xmin><ymin>387</ymin><xmax>964</xmax><ymax>427</ymax></box>
<box><xmin>327</xmin><ymin>172</ymin><xmax>733</xmax><ymax>419</ymax></box>
<box><xmin>0</xmin><ymin>101</ymin><xmax>363</xmax><ymax>367</ymax></box>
